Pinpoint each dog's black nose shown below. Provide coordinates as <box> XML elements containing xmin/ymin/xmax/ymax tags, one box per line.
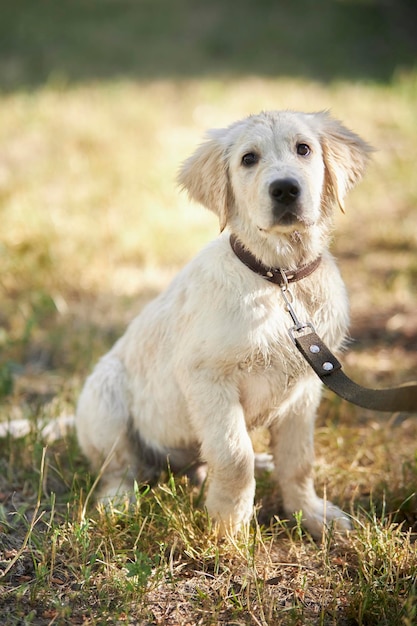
<box><xmin>269</xmin><ymin>178</ymin><xmax>300</xmax><ymax>206</ymax></box>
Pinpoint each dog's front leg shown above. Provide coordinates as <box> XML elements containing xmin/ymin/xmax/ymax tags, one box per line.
<box><xmin>182</xmin><ymin>370</ymin><xmax>255</xmax><ymax>534</ymax></box>
<box><xmin>270</xmin><ymin>377</ymin><xmax>351</xmax><ymax>538</ymax></box>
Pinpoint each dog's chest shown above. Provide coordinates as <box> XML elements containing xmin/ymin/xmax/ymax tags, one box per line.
<box><xmin>237</xmin><ymin>337</ymin><xmax>305</xmax><ymax>426</ymax></box>
<box><xmin>234</xmin><ymin>285</ymin><xmax>347</xmax><ymax>427</ymax></box>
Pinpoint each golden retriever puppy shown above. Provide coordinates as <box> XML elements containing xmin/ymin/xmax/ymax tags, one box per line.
<box><xmin>76</xmin><ymin>110</ymin><xmax>370</xmax><ymax>537</ymax></box>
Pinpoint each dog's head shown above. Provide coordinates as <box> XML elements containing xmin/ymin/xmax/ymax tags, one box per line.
<box><xmin>178</xmin><ymin>110</ymin><xmax>371</xmax><ymax>238</ymax></box>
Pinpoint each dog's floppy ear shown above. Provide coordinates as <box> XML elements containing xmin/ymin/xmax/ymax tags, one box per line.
<box><xmin>315</xmin><ymin>111</ymin><xmax>373</xmax><ymax>212</ymax></box>
<box><xmin>178</xmin><ymin>129</ymin><xmax>232</xmax><ymax>232</ymax></box>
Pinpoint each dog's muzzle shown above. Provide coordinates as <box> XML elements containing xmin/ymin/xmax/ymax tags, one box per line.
<box><xmin>269</xmin><ymin>177</ymin><xmax>302</xmax><ymax>224</ymax></box>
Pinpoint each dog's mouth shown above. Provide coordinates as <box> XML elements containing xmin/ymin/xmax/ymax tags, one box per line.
<box><xmin>274</xmin><ymin>209</ymin><xmax>301</xmax><ymax>226</ymax></box>
<box><xmin>261</xmin><ymin>209</ymin><xmax>314</xmax><ymax>233</ymax></box>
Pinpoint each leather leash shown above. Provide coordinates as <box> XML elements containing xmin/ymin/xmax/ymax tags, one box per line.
<box><xmin>230</xmin><ymin>235</ymin><xmax>417</xmax><ymax>413</ymax></box>
<box><xmin>294</xmin><ymin>328</ymin><xmax>417</xmax><ymax>412</ymax></box>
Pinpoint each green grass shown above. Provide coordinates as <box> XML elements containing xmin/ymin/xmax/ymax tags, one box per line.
<box><xmin>1</xmin><ymin>432</ymin><xmax>417</xmax><ymax>624</ymax></box>
<box><xmin>1</xmin><ymin>1</ymin><xmax>417</xmax><ymax>624</ymax></box>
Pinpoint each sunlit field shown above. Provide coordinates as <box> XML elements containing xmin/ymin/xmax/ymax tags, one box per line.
<box><xmin>1</xmin><ymin>2</ymin><xmax>417</xmax><ymax>624</ymax></box>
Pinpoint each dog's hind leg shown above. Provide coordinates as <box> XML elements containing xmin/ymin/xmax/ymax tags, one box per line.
<box><xmin>76</xmin><ymin>354</ymin><xmax>138</xmax><ymax>502</ymax></box>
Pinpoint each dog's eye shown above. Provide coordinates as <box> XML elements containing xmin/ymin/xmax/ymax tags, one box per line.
<box><xmin>241</xmin><ymin>152</ymin><xmax>259</xmax><ymax>167</ymax></box>
<box><xmin>297</xmin><ymin>143</ymin><xmax>311</xmax><ymax>157</ymax></box>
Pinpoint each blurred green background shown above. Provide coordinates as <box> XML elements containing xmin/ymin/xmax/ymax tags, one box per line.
<box><xmin>1</xmin><ymin>0</ymin><xmax>416</xmax><ymax>87</ymax></box>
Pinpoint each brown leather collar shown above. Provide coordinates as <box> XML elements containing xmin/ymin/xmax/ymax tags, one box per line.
<box><xmin>229</xmin><ymin>234</ymin><xmax>321</xmax><ymax>286</ymax></box>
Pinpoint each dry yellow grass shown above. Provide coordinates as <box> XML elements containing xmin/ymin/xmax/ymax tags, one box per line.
<box><xmin>2</xmin><ymin>74</ymin><xmax>417</xmax><ymax>293</ymax></box>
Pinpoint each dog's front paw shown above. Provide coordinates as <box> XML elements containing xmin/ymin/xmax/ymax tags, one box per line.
<box><xmin>95</xmin><ymin>478</ymin><xmax>135</xmax><ymax>509</ymax></box>
<box><xmin>291</xmin><ymin>499</ymin><xmax>351</xmax><ymax>539</ymax></box>
<box><xmin>205</xmin><ymin>481</ymin><xmax>255</xmax><ymax>535</ymax></box>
